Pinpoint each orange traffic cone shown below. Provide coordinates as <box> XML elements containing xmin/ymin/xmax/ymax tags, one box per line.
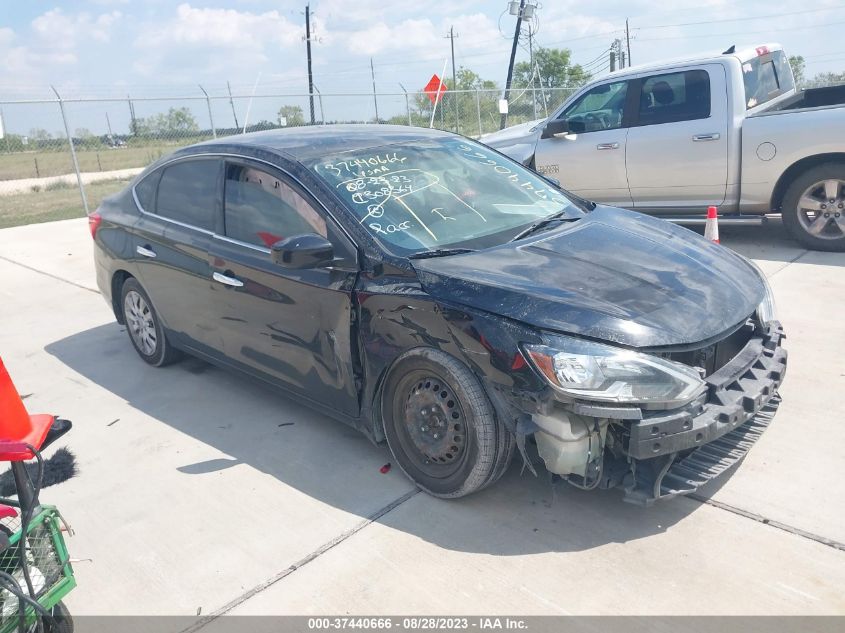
<box><xmin>0</xmin><ymin>357</ymin><xmax>55</xmax><ymax>460</ymax></box>
<box><xmin>704</xmin><ymin>206</ymin><xmax>720</xmax><ymax>243</ymax></box>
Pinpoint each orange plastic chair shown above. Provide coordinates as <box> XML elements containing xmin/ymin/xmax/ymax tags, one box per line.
<box><xmin>0</xmin><ymin>357</ymin><xmax>54</xmax><ymax>461</ymax></box>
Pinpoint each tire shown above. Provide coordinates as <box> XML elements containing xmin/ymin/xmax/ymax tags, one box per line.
<box><xmin>120</xmin><ymin>277</ymin><xmax>181</xmax><ymax>367</ymax></box>
<box><xmin>41</xmin><ymin>601</ymin><xmax>73</xmax><ymax>633</ymax></box>
<box><xmin>382</xmin><ymin>348</ymin><xmax>514</xmax><ymax>498</ymax></box>
<box><xmin>781</xmin><ymin>162</ymin><xmax>845</xmax><ymax>252</ymax></box>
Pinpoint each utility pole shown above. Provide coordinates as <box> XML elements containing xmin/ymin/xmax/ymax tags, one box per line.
<box><xmin>105</xmin><ymin>112</ymin><xmax>113</xmax><ymax>139</ymax></box>
<box><xmin>370</xmin><ymin>58</ymin><xmax>379</xmax><ymax>122</ymax></box>
<box><xmin>445</xmin><ymin>26</ymin><xmax>459</xmax><ymax>132</ymax></box>
<box><xmin>227</xmin><ymin>80</ymin><xmax>239</xmax><ymax>129</ymax></box>
<box><xmin>305</xmin><ymin>4</ymin><xmax>316</xmax><ymax>125</ymax></box>
<box><xmin>528</xmin><ymin>23</ymin><xmax>537</xmax><ymax>119</ymax></box>
<box><xmin>621</xmin><ymin>51</ymin><xmax>626</xmax><ymax>69</ymax></box>
<box><xmin>127</xmin><ymin>94</ymin><xmax>137</xmax><ymax>136</ymax></box>
<box><xmin>610</xmin><ymin>50</ymin><xmax>616</xmax><ymax>72</ymax></box>
<box><xmin>626</xmin><ymin>18</ymin><xmax>632</xmax><ymax>66</ymax></box>
<box><xmin>500</xmin><ymin>0</ymin><xmax>526</xmax><ymax>130</ymax></box>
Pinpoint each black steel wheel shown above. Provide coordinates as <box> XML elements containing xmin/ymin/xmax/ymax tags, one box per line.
<box><xmin>382</xmin><ymin>348</ymin><xmax>514</xmax><ymax>498</ymax></box>
<box><xmin>120</xmin><ymin>277</ymin><xmax>181</xmax><ymax>367</ymax></box>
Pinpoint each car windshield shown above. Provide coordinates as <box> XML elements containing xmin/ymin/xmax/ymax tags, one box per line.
<box><xmin>308</xmin><ymin>137</ymin><xmax>584</xmax><ymax>256</ymax></box>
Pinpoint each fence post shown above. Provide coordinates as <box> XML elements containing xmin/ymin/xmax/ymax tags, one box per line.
<box><xmin>51</xmin><ymin>86</ymin><xmax>89</xmax><ymax>216</ymax></box>
<box><xmin>399</xmin><ymin>83</ymin><xmax>411</xmax><ymax>127</ymax></box>
<box><xmin>198</xmin><ymin>84</ymin><xmax>217</xmax><ymax>139</ymax></box>
<box><xmin>475</xmin><ymin>89</ymin><xmax>482</xmax><ymax>137</ymax></box>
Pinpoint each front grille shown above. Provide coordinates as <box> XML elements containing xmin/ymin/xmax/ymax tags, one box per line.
<box><xmin>661</xmin><ymin>320</ymin><xmax>755</xmax><ymax>377</ymax></box>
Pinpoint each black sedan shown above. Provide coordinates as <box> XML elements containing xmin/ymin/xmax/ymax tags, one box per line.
<box><xmin>90</xmin><ymin>125</ymin><xmax>786</xmax><ymax>504</ymax></box>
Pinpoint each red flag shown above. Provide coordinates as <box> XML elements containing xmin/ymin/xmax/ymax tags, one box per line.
<box><xmin>423</xmin><ymin>74</ymin><xmax>448</xmax><ymax>104</ymax></box>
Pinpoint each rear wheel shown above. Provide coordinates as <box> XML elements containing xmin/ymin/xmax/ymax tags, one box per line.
<box><xmin>382</xmin><ymin>348</ymin><xmax>513</xmax><ymax>498</ymax></box>
<box><xmin>41</xmin><ymin>601</ymin><xmax>73</xmax><ymax>633</ymax></box>
<box><xmin>782</xmin><ymin>163</ymin><xmax>845</xmax><ymax>252</ymax></box>
<box><xmin>120</xmin><ymin>277</ymin><xmax>181</xmax><ymax>367</ymax></box>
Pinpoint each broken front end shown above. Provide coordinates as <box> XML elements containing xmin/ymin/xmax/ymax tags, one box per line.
<box><xmin>503</xmin><ymin>318</ymin><xmax>787</xmax><ymax>505</ymax></box>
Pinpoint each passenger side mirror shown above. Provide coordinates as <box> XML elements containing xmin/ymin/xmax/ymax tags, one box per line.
<box><xmin>270</xmin><ymin>234</ymin><xmax>334</xmax><ymax>269</ymax></box>
<box><xmin>541</xmin><ymin>119</ymin><xmax>570</xmax><ymax>139</ymax></box>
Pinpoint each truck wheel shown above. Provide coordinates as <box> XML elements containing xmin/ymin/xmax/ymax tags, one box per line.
<box><xmin>382</xmin><ymin>348</ymin><xmax>514</xmax><ymax>498</ymax></box>
<box><xmin>782</xmin><ymin>163</ymin><xmax>845</xmax><ymax>252</ymax></box>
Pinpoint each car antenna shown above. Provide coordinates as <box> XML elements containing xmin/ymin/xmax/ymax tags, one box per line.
<box><xmin>722</xmin><ymin>45</ymin><xmax>736</xmax><ymax>55</ymax></box>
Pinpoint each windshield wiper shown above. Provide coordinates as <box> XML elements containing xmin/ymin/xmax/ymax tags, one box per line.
<box><xmin>408</xmin><ymin>248</ymin><xmax>477</xmax><ymax>260</ymax></box>
<box><xmin>510</xmin><ymin>210</ymin><xmax>579</xmax><ymax>242</ymax></box>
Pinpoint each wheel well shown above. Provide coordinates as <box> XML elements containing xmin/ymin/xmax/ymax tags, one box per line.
<box><xmin>771</xmin><ymin>153</ymin><xmax>845</xmax><ymax>212</ymax></box>
<box><xmin>111</xmin><ymin>270</ymin><xmax>133</xmax><ymax>324</ymax></box>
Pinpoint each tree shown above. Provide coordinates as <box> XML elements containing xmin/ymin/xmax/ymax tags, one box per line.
<box><xmin>74</xmin><ymin>127</ymin><xmax>94</xmax><ymax>138</ymax></box>
<box><xmin>277</xmin><ymin>105</ymin><xmax>305</xmax><ymax>127</ymax></box>
<box><xmin>135</xmin><ymin>107</ymin><xmax>200</xmax><ymax>137</ymax></box>
<box><xmin>512</xmin><ymin>47</ymin><xmax>590</xmax><ymax>120</ymax></box>
<box><xmin>29</xmin><ymin>128</ymin><xmax>52</xmax><ymax>141</ymax></box>
<box><xmin>408</xmin><ymin>68</ymin><xmax>502</xmax><ymax>134</ymax></box>
<box><xmin>807</xmin><ymin>70</ymin><xmax>845</xmax><ymax>86</ymax></box>
<box><xmin>788</xmin><ymin>55</ymin><xmax>805</xmax><ymax>86</ymax></box>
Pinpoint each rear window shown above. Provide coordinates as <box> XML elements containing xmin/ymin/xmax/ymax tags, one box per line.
<box><xmin>742</xmin><ymin>49</ymin><xmax>795</xmax><ymax>109</ymax></box>
<box><xmin>155</xmin><ymin>159</ymin><xmax>219</xmax><ymax>231</ymax></box>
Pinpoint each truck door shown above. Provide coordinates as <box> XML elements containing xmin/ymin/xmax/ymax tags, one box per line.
<box><xmin>625</xmin><ymin>65</ymin><xmax>729</xmax><ymax>213</ymax></box>
<box><xmin>534</xmin><ymin>78</ymin><xmax>633</xmax><ymax>207</ymax></box>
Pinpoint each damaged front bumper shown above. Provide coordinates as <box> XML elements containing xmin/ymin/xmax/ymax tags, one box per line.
<box><xmin>492</xmin><ymin>322</ymin><xmax>787</xmax><ymax>505</ymax></box>
<box><xmin>623</xmin><ymin>322</ymin><xmax>786</xmax><ymax>505</ymax></box>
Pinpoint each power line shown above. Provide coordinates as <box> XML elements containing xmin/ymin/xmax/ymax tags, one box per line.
<box><xmin>637</xmin><ymin>5</ymin><xmax>845</xmax><ymax>30</ymax></box>
<box><xmin>636</xmin><ymin>18</ymin><xmax>845</xmax><ymax>41</ymax></box>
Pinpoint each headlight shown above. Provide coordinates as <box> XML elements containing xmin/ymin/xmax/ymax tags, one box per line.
<box><xmin>523</xmin><ymin>336</ymin><xmax>706</xmax><ymax>406</ymax></box>
<box><xmin>745</xmin><ymin>258</ymin><xmax>777</xmax><ymax>324</ymax></box>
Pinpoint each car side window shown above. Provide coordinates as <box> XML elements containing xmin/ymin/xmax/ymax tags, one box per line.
<box><xmin>133</xmin><ymin>169</ymin><xmax>161</xmax><ymax>212</ymax></box>
<box><xmin>637</xmin><ymin>70</ymin><xmax>710</xmax><ymax>126</ymax></box>
<box><xmin>559</xmin><ymin>80</ymin><xmax>628</xmax><ymax>133</ymax></box>
<box><xmin>155</xmin><ymin>159</ymin><xmax>219</xmax><ymax>231</ymax></box>
<box><xmin>224</xmin><ymin>164</ymin><xmax>328</xmax><ymax>248</ymax></box>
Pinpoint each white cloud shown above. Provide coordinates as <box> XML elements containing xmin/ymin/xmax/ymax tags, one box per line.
<box><xmin>31</xmin><ymin>8</ymin><xmax>121</xmax><ymax>49</ymax></box>
<box><xmin>136</xmin><ymin>3</ymin><xmax>300</xmax><ymax>50</ymax></box>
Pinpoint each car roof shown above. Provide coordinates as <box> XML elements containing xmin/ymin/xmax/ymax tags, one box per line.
<box><xmin>190</xmin><ymin>124</ymin><xmax>454</xmax><ymax>162</ymax></box>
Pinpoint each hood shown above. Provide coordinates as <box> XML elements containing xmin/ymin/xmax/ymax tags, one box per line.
<box><xmin>480</xmin><ymin>119</ymin><xmax>545</xmax><ymax>164</ymax></box>
<box><xmin>412</xmin><ymin>207</ymin><xmax>764</xmax><ymax>348</ymax></box>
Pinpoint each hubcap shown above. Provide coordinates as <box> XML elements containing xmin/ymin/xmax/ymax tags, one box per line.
<box><xmin>797</xmin><ymin>178</ymin><xmax>845</xmax><ymax>240</ymax></box>
<box><xmin>124</xmin><ymin>290</ymin><xmax>157</xmax><ymax>356</ymax></box>
<box><xmin>403</xmin><ymin>377</ymin><xmax>465</xmax><ymax>464</ymax></box>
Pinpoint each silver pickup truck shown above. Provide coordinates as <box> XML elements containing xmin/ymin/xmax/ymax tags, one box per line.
<box><xmin>482</xmin><ymin>44</ymin><xmax>845</xmax><ymax>251</ymax></box>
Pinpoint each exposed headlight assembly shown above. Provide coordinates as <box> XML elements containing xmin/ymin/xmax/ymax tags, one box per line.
<box><xmin>523</xmin><ymin>336</ymin><xmax>706</xmax><ymax>406</ymax></box>
<box><xmin>754</xmin><ymin>267</ymin><xmax>777</xmax><ymax>324</ymax></box>
<box><xmin>741</xmin><ymin>257</ymin><xmax>777</xmax><ymax>324</ymax></box>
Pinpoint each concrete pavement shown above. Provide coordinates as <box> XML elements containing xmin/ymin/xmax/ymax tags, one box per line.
<box><xmin>0</xmin><ymin>217</ymin><xmax>842</xmax><ymax>618</ymax></box>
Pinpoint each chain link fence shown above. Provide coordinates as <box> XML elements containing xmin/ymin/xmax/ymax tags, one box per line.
<box><xmin>0</xmin><ymin>86</ymin><xmax>575</xmax><ymax>228</ymax></box>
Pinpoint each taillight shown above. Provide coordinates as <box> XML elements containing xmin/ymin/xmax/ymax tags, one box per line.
<box><xmin>755</xmin><ymin>45</ymin><xmax>770</xmax><ymax>57</ymax></box>
<box><xmin>88</xmin><ymin>212</ymin><xmax>102</xmax><ymax>239</ymax></box>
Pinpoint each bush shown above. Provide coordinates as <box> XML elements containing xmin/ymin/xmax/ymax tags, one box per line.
<box><xmin>44</xmin><ymin>180</ymin><xmax>73</xmax><ymax>191</ymax></box>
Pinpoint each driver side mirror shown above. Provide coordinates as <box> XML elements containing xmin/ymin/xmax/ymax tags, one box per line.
<box><xmin>540</xmin><ymin>119</ymin><xmax>570</xmax><ymax>139</ymax></box>
<box><xmin>271</xmin><ymin>233</ymin><xmax>334</xmax><ymax>269</ymax></box>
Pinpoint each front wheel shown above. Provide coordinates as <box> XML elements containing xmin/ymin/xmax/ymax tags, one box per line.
<box><xmin>382</xmin><ymin>348</ymin><xmax>514</xmax><ymax>498</ymax></box>
<box><xmin>782</xmin><ymin>163</ymin><xmax>845</xmax><ymax>252</ymax></box>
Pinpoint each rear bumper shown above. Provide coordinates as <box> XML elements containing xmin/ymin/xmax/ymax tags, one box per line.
<box><xmin>623</xmin><ymin>322</ymin><xmax>787</xmax><ymax>505</ymax></box>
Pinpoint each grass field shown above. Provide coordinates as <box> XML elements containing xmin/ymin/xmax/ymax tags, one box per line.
<box><xmin>0</xmin><ymin>143</ymin><xmax>195</xmax><ymax>180</ymax></box>
<box><xmin>0</xmin><ymin>178</ymin><xmax>130</xmax><ymax>229</ymax></box>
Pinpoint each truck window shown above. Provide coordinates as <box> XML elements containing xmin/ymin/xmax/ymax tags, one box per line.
<box><xmin>558</xmin><ymin>80</ymin><xmax>628</xmax><ymax>133</ymax></box>
<box><xmin>742</xmin><ymin>50</ymin><xmax>795</xmax><ymax>109</ymax></box>
<box><xmin>636</xmin><ymin>70</ymin><xmax>711</xmax><ymax>126</ymax></box>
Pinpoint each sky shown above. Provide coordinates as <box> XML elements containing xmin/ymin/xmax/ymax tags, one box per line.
<box><xmin>2</xmin><ymin>0</ymin><xmax>845</xmax><ymax>135</ymax></box>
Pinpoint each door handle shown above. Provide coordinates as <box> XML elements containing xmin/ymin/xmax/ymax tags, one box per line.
<box><xmin>596</xmin><ymin>142</ymin><xmax>619</xmax><ymax>150</ymax></box>
<box><xmin>212</xmin><ymin>271</ymin><xmax>244</xmax><ymax>288</ymax></box>
<box><xmin>136</xmin><ymin>245</ymin><xmax>156</xmax><ymax>258</ymax></box>
<box><xmin>692</xmin><ymin>133</ymin><xmax>720</xmax><ymax>142</ymax></box>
